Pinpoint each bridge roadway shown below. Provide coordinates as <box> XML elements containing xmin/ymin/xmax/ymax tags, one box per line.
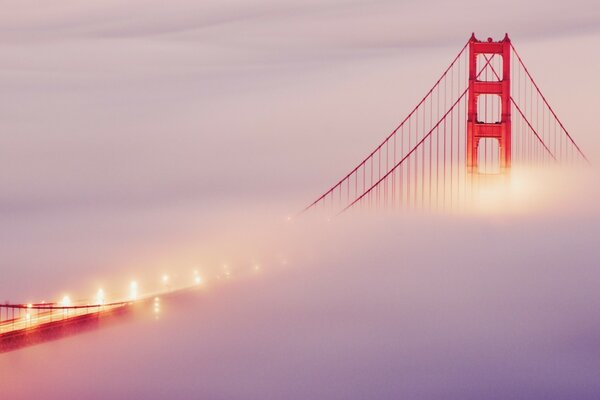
<box><xmin>0</xmin><ymin>302</ymin><xmax>127</xmax><ymax>334</ymax></box>
<box><xmin>0</xmin><ymin>286</ymin><xmax>197</xmax><ymax>353</ymax></box>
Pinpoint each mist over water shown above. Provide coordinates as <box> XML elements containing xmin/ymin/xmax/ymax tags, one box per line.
<box><xmin>1</xmin><ymin>1</ymin><xmax>600</xmax><ymax>398</ymax></box>
<box><xmin>1</xmin><ymin>169</ymin><xmax>599</xmax><ymax>399</ymax></box>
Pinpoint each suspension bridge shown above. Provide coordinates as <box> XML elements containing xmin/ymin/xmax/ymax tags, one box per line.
<box><xmin>302</xmin><ymin>33</ymin><xmax>588</xmax><ymax>215</ymax></box>
<box><xmin>0</xmin><ymin>33</ymin><xmax>590</xmax><ymax>353</ymax></box>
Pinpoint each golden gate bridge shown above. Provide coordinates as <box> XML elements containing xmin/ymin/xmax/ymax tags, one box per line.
<box><xmin>302</xmin><ymin>33</ymin><xmax>588</xmax><ymax>215</ymax></box>
<box><xmin>0</xmin><ymin>33</ymin><xmax>590</xmax><ymax>353</ymax></box>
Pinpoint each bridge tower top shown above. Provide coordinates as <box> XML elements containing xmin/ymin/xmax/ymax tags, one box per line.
<box><xmin>467</xmin><ymin>33</ymin><xmax>511</xmax><ymax>174</ymax></box>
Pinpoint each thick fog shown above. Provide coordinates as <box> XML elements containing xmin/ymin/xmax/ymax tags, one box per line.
<box><xmin>1</xmin><ymin>1</ymin><xmax>600</xmax><ymax>399</ymax></box>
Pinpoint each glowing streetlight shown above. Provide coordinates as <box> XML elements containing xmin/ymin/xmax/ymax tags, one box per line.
<box><xmin>193</xmin><ymin>271</ymin><xmax>203</xmax><ymax>285</ymax></box>
<box><xmin>129</xmin><ymin>281</ymin><xmax>138</xmax><ymax>301</ymax></box>
<box><xmin>60</xmin><ymin>295</ymin><xmax>71</xmax><ymax>307</ymax></box>
<box><xmin>96</xmin><ymin>289</ymin><xmax>105</xmax><ymax>305</ymax></box>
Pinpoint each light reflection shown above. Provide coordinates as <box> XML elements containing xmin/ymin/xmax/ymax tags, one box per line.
<box><xmin>153</xmin><ymin>297</ymin><xmax>160</xmax><ymax>318</ymax></box>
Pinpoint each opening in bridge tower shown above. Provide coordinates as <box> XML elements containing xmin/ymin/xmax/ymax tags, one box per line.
<box><xmin>467</xmin><ymin>34</ymin><xmax>511</xmax><ymax>174</ymax></box>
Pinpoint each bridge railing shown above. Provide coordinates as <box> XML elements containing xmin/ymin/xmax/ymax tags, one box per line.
<box><xmin>0</xmin><ymin>302</ymin><xmax>128</xmax><ymax>335</ymax></box>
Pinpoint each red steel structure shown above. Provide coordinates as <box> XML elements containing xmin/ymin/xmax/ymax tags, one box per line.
<box><xmin>467</xmin><ymin>34</ymin><xmax>511</xmax><ymax>174</ymax></box>
<box><xmin>302</xmin><ymin>33</ymin><xmax>589</xmax><ymax>215</ymax></box>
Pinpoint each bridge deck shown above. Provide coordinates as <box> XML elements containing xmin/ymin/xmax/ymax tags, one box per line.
<box><xmin>0</xmin><ymin>303</ymin><xmax>135</xmax><ymax>353</ymax></box>
<box><xmin>0</xmin><ymin>286</ymin><xmax>199</xmax><ymax>353</ymax></box>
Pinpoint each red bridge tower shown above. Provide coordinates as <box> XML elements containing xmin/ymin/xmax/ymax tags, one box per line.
<box><xmin>467</xmin><ymin>34</ymin><xmax>511</xmax><ymax>174</ymax></box>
